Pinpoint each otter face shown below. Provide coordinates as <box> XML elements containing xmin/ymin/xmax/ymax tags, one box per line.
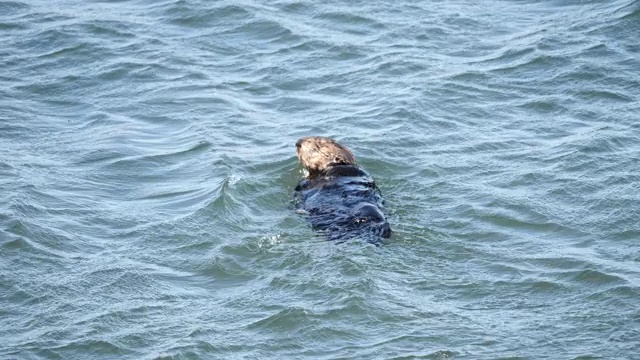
<box><xmin>295</xmin><ymin>136</ymin><xmax>356</xmax><ymax>178</ymax></box>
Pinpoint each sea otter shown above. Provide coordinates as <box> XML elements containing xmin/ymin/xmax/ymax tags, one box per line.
<box><xmin>294</xmin><ymin>136</ymin><xmax>391</xmax><ymax>243</ymax></box>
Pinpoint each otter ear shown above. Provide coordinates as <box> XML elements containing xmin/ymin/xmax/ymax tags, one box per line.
<box><xmin>334</xmin><ymin>156</ymin><xmax>345</xmax><ymax>164</ymax></box>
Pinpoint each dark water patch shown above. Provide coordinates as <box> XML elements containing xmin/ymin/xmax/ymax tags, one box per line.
<box><xmin>223</xmin><ymin>19</ymin><xmax>295</xmax><ymax>44</ymax></box>
<box><xmin>34</xmin><ymin>44</ymin><xmax>92</xmax><ymax>62</ymax></box>
<box><xmin>245</xmin><ymin>306</ymin><xmax>319</xmax><ymax>331</ymax></box>
<box><xmin>12</xmin><ymin>27</ymin><xmax>83</xmax><ymax>55</ymax></box>
<box><xmin>95</xmin><ymin>61</ymin><xmax>184</xmax><ymax>85</ymax></box>
<box><xmin>280</xmin><ymin>1</ymin><xmax>316</xmax><ymax>14</ymax></box>
<box><xmin>446</xmin><ymin>70</ymin><xmax>490</xmax><ymax>83</ymax></box>
<box><xmin>1</xmin><ymin>234</ymin><xmax>42</xmax><ymax>261</ymax></box>
<box><xmin>13</xmin><ymin>11</ymin><xmax>73</xmax><ymax>27</ymax></box>
<box><xmin>201</xmin><ymin>254</ymin><xmax>257</xmax><ymax>282</ymax></box>
<box><xmin>567</xmin><ymin>131</ymin><xmax>636</xmax><ymax>154</ymax></box>
<box><xmin>375</xmin><ymin>58</ymin><xmax>429</xmax><ymax>78</ymax></box>
<box><xmin>471</xmin><ymin>47</ymin><xmax>536</xmax><ymax>66</ymax></box>
<box><xmin>546</xmin><ymin>64</ymin><xmax>618</xmax><ymax>88</ymax></box>
<box><xmin>338</xmin><ymin>337</ymin><xmax>460</xmax><ymax>360</ymax></box>
<box><xmin>619</xmin><ymin>3</ymin><xmax>640</xmax><ymax>21</ymax></box>
<box><xmin>315</xmin><ymin>11</ymin><xmax>386</xmax><ymax>35</ymax></box>
<box><xmin>79</xmin><ymin>21</ymin><xmax>138</xmax><ymax>41</ymax></box>
<box><xmin>44</xmin><ymin>339</ymin><xmax>134</xmax><ymax>359</ymax></box>
<box><xmin>75</xmin><ymin>148</ymin><xmax>136</xmax><ymax>167</ymax></box>
<box><xmin>0</xmin><ymin>1</ymin><xmax>30</xmax><ymax>17</ymax></box>
<box><xmin>556</xmin><ymin>269</ymin><xmax>627</xmax><ymax>287</ymax></box>
<box><xmin>586</xmin><ymin>285</ymin><xmax>639</xmax><ymax>303</ymax></box>
<box><xmin>2</xmin><ymin>217</ymin><xmax>88</xmax><ymax>259</ymax></box>
<box><xmin>517</xmin><ymin>98</ymin><xmax>568</xmax><ymax>113</ymax></box>
<box><xmin>490</xmin><ymin>53</ymin><xmax>571</xmax><ymax>77</ymax></box>
<box><xmin>612</xmin><ymin>229</ymin><xmax>640</xmax><ymax>241</ymax></box>
<box><xmin>575</xmin><ymin>89</ymin><xmax>635</xmax><ymax>102</ymax></box>
<box><xmin>167</xmin><ymin>3</ymin><xmax>253</xmax><ymax>28</ymax></box>
<box><xmin>525</xmin><ymin>279</ymin><xmax>569</xmax><ymax>294</ymax></box>
<box><xmin>0</xmin><ymin>21</ymin><xmax>28</xmax><ymax>31</ymax></box>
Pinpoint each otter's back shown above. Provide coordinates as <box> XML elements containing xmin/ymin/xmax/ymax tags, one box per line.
<box><xmin>295</xmin><ymin>165</ymin><xmax>391</xmax><ymax>243</ymax></box>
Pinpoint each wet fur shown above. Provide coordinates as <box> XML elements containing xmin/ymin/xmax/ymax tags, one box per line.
<box><xmin>295</xmin><ymin>137</ymin><xmax>391</xmax><ymax>243</ymax></box>
<box><xmin>295</xmin><ymin>136</ymin><xmax>356</xmax><ymax>178</ymax></box>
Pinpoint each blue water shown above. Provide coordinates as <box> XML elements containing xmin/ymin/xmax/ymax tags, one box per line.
<box><xmin>1</xmin><ymin>0</ymin><xmax>639</xmax><ymax>358</ymax></box>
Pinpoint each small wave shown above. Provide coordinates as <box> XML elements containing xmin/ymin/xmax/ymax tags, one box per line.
<box><xmin>575</xmin><ymin>89</ymin><xmax>634</xmax><ymax>102</ymax></box>
<box><xmin>245</xmin><ymin>306</ymin><xmax>316</xmax><ymax>330</ymax></box>
<box><xmin>35</xmin><ymin>44</ymin><xmax>87</xmax><ymax>60</ymax></box>
<box><xmin>46</xmin><ymin>339</ymin><xmax>134</xmax><ymax>358</ymax></box>
<box><xmin>102</xmin><ymin>140</ymin><xmax>211</xmax><ymax>169</ymax></box>
<box><xmin>206</xmin><ymin>175</ymin><xmax>245</xmax><ymax>218</ymax></box>
<box><xmin>75</xmin><ymin>148</ymin><xmax>133</xmax><ymax>167</ymax></box>
<box><xmin>2</xmin><ymin>217</ymin><xmax>88</xmax><ymax>259</ymax></box>
<box><xmin>314</xmin><ymin>11</ymin><xmax>386</xmax><ymax>35</ymax></box>
<box><xmin>165</xmin><ymin>3</ymin><xmax>252</xmax><ymax>28</ymax></box>
<box><xmin>490</xmin><ymin>53</ymin><xmax>570</xmax><ymax>75</ymax></box>
<box><xmin>470</xmin><ymin>46</ymin><xmax>536</xmax><ymax>66</ymax></box>
<box><xmin>564</xmin><ymin>130</ymin><xmax>637</xmax><ymax>154</ymax></box>
<box><xmin>586</xmin><ymin>285</ymin><xmax>639</xmax><ymax>300</ymax></box>
<box><xmin>619</xmin><ymin>4</ymin><xmax>640</xmax><ymax>21</ymax></box>
<box><xmin>200</xmin><ymin>253</ymin><xmax>256</xmax><ymax>281</ymax></box>
<box><xmin>0</xmin><ymin>21</ymin><xmax>28</xmax><ymax>31</ymax></box>
<box><xmin>526</xmin><ymin>280</ymin><xmax>568</xmax><ymax>294</ymax></box>
<box><xmin>82</xmin><ymin>21</ymin><xmax>137</xmax><ymax>40</ymax></box>
<box><xmin>221</xmin><ymin>18</ymin><xmax>295</xmax><ymax>44</ymax></box>
<box><xmin>0</xmin><ymin>1</ymin><xmax>30</xmax><ymax>16</ymax></box>
<box><xmin>517</xmin><ymin>98</ymin><xmax>569</xmax><ymax>113</ymax></box>
<box><xmin>556</xmin><ymin>269</ymin><xmax>627</xmax><ymax>287</ymax></box>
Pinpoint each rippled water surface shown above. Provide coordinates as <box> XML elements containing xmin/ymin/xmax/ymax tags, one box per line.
<box><xmin>2</xmin><ymin>0</ymin><xmax>639</xmax><ymax>358</ymax></box>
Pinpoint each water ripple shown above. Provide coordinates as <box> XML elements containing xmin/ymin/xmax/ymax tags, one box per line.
<box><xmin>1</xmin><ymin>0</ymin><xmax>639</xmax><ymax>358</ymax></box>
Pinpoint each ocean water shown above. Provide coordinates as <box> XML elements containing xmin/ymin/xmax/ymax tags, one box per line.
<box><xmin>1</xmin><ymin>0</ymin><xmax>639</xmax><ymax>358</ymax></box>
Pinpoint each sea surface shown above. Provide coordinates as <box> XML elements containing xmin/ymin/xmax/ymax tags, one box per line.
<box><xmin>1</xmin><ymin>0</ymin><xmax>639</xmax><ymax>359</ymax></box>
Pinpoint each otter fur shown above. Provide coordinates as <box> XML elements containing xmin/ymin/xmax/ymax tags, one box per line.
<box><xmin>294</xmin><ymin>136</ymin><xmax>391</xmax><ymax>243</ymax></box>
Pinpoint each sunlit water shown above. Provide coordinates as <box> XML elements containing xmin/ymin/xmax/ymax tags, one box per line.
<box><xmin>1</xmin><ymin>0</ymin><xmax>639</xmax><ymax>358</ymax></box>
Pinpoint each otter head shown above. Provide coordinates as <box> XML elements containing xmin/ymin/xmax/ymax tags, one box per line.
<box><xmin>295</xmin><ymin>136</ymin><xmax>356</xmax><ymax>178</ymax></box>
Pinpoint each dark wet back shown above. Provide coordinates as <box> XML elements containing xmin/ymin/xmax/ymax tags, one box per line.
<box><xmin>295</xmin><ymin>164</ymin><xmax>391</xmax><ymax>243</ymax></box>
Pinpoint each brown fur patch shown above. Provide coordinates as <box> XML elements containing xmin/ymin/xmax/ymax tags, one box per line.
<box><xmin>295</xmin><ymin>136</ymin><xmax>356</xmax><ymax>178</ymax></box>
